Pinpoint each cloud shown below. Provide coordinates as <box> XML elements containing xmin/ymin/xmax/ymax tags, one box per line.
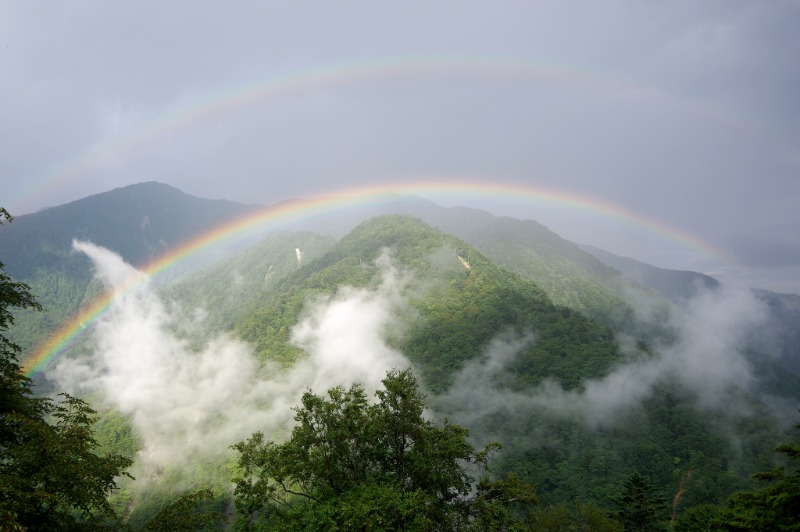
<box><xmin>4</xmin><ymin>1</ymin><xmax>799</xmax><ymax>298</ymax></box>
<box><xmin>290</xmin><ymin>249</ymin><xmax>414</xmax><ymax>392</ymax></box>
<box><xmin>53</xmin><ymin>242</ymin><xmax>414</xmax><ymax>484</ymax></box>
<box><xmin>439</xmin><ymin>284</ymin><xmax>770</xmax><ymax>432</ymax></box>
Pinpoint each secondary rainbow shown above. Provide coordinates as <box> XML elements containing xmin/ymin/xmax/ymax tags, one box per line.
<box><xmin>13</xmin><ymin>55</ymin><xmax>649</xmax><ymax>213</ymax></box>
<box><xmin>21</xmin><ymin>179</ymin><xmax>734</xmax><ymax>377</ymax></box>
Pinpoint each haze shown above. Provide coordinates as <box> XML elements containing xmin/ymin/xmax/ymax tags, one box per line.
<box><xmin>2</xmin><ymin>1</ymin><xmax>798</xmax><ymax>293</ymax></box>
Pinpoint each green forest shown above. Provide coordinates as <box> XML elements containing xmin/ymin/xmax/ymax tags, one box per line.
<box><xmin>2</xmin><ymin>203</ymin><xmax>799</xmax><ymax>530</ymax></box>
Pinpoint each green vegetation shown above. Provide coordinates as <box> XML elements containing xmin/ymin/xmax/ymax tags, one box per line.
<box><xmin>163</xmin><ymin>231</ymin><xmax>336</xmax><ymax>337</ymax></box>
<box><xmin>0</xmin><ymin>209</ymin><xmax>133</xmax><ymax>529</ymax></box>
<box><xmin>420</xmin><ymin>208</ymin><xmax>634</xmax><ymax>321</ymax></box>
<box><xmin>610</xmin><ymin>471</ymin><xmax>668</xmax><ymax>531</ymax></box>
<box><xmin>714</xmin><ymin>421</ymin><xmax>800</xmax><ymax>530</ymax></box>
<box><xmin>232</xmin><ymin>369</ymin><xmax>537</xmax><ymax>530</ymax></box>
<box><xmin>0</xmin><ymin>182</ymin><xmax>257</xmax><ymax>356</ymax></box>
<box><xmin>2</xmin><ymin>196</ymin><xmax>798</xmax><ymax>529</ymax></box>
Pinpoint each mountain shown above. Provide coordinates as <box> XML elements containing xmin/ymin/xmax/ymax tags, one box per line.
<box><xmin>1</xmin><ymin>181</ymin><xmax>259</xmax><ymax>275</ymax></box>
<box><xmin>162</xmin><ymin>213</ymin><xmax>790</xmax><ymax>510</ymax></box>
<box><xmin>231</xmin><ymin>214</ymin><xmax>621</xmax><ymax>391</ymax></box>
<box><xmin>1</xmin><ymin>184</ymin><xmax>636</xmax><ymax>354</ymax></box>
<box><xmin>0</xmin><ymin>182</ymin><xmax>260</xmax><ymax>351</ymax></box>
<box><xmin>2</xmin><ymin>182</ymin><xmax>798</xmax><ymax>522</ymax></box>
<box><xmin>161</xmin><ymin>230</ymin><xmax>338</xmax><ymax>335</ymax></box>
<box><xmin>579</xmin><ymin>243</ymin><xmax>720</xmax><ymax>302</ymax></box>
<box><xmin>282</xmin><ymin>193</ymin><xmax>638</xmax><ymax>322</ymax></box>
<box><xmin>582</xmin><ymin>243</ymin><xmax>800</xmax><ymax>381</ymax></box>
<box><xmin>414</xmin><ymin>207</ymin><xmax>635</xmax><ymax>322</ymax></box>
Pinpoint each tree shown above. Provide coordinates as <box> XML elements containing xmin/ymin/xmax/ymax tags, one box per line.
<box><xmin>0</xmin><ymin>208</ymin><xmax>133</xmax><ymax>529</ymax></box>
<box><xmin>712</xmin><ymin>420</ymin><xmax>800</xmax><ymax>531</ymax></box>
<box><xmin>232</xmin><ymin>368</ymin><xmax>536</xmax><ymax>530</ymax></box>
<box><xmin>610</xmin><ymin>471</ymin><xmax>667</xmax><ymax>531</ymax></box>
<box><xmin>528</xmin><ymin>501</ymin><xmax>622</xmax><ymax>531</ymax></box>
<box><xmin>673</xmin><ymin>503</ymin><xmax>725</xmax><ymax>532</ymax></box>
<box><xmin>142</xmin><ymin>488</ymin><xmax>226</xmax><ymax>531</ymax></box>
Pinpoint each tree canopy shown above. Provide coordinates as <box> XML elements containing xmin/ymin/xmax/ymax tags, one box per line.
<box><xmin>0</xmin><ymin>208</ymin><xmax>133</xmax><ymax>530</ymax></box>
<box><xmin>232</xmin><ymin>368</ymin><xmax>537</xmax><ymax>530</ymax></box>
<box><xmin>610</xmin><ymin>471</ymin><xmax>668</xmax><ymax>531</ymax></box>
<box><xmin>712</xmin><ymin>421</ymin><xmax>800</xmax><ymax>531</ymax></box>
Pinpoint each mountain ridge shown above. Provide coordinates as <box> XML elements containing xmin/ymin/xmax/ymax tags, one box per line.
<box><xmin>2</xmin><ymin>183</ymin><xmax>797</xmax><ymax>522</ymax></box>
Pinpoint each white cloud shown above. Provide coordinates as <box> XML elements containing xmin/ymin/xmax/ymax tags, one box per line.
<box><xmin>54</xmin><ymin>242</ymin><xmax>414</xmax><ymax>483</ymax></box>
<box><xmin>440</xmin><ymin>284</ymin><xmax>770</xmax><ymax>431</ymax></box>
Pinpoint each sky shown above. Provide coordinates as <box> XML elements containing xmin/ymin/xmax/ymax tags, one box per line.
<box><xmin>2</xmin><ymin>1</ymin><xmax>799</xmax><ymax>293</ymax></box>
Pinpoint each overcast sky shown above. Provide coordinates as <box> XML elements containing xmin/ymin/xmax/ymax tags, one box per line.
<box><xmin>2</xmin><ymin>1</ymin><xmax>799</xmax><ymax>293</ymax></box>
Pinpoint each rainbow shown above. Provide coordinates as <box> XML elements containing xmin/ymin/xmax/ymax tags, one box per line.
<box><xmin>21</xmin><ymin>179</ymin><xmax>734</xmax><ymax>377</ymax></box>
<box><xmin>13</xmin><ymin>55</ymin><xmax>654</xmax><ymax>213</ymax></box>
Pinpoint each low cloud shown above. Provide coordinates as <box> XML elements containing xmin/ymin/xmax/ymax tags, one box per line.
<box><xmin>289</xmin><ymin>249</ymin><xmax>413</xmax><ymax>393</ymax></box>
<box><xmin>53</xmin><ymin>240</ymin><xmax>775</xmax><ymax>485</ymax></box>
<box><xmin>440</xmin><ymin>284</ymin><xmax>770</xmax><ymax>431</ymax></box>
<box><xmin>54</xmin><ymin>242</ymin><xmax>414</xmax><ymax>483</ymax></box>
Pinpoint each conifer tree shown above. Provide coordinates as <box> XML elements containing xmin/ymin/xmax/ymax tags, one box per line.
<box><xmin>610</xmin><ymin>471</ymin><xmax>667</xmax><ymax>531</ymax></box>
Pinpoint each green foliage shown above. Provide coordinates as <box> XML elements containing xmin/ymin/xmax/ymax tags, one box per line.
<box><xmin>529</xmin><ymin>501</ymin><xmax>622</xmax><ymax>531</ymax></box>
<box><xmin>164</xmin><ymin>231</ymin><xmax>336</xmax><ymax>337</ymax></box>
<box><xmin>228</xmin><ymin>215</ymin><xmax>782</xmax><ymax>513</ymax></box>
<box><xmin>424</xmin><ymin>210</ymin><xmax>631</xmax><ymax>321</ymax></box>
<box><xmin>711</xmin><ymin>421</ymin><xmax>800</xmax><ymax>531</ymax></box>
<box><xmin>3</xmin><ymin>206</ymin><xmax>795</xmax><ymax>527</ymax></box>
<box><xmin>141</xmin><ymin>488</ymin><xmax>226</xmax><ymax>531</ymax></box>
<box><xmin>1</xmin><ymin>377</ymin><xmax>134</xmax><ymax>530</ymax></box>
<box><xmin>0</xmin><ymin>182</ymin><xmax>260</xmax><ymax>365</ymax></box>
<box><xmin>92</xmin><ymin>410</ymin><xmax>140</xmax><ymax>462</ymax></box>
<box><xmin>609</xmin><ymin>471</ymin><xmax>668</xmax><ymax>531</ymax></box>
<box><xmin>232</xmin><ymin>369</ymin><xmax>537</xmax><ymax>530</ymax></box>
<box><xmin>0</xmin><ymin>210</ymin><xmax>133</xmax><ymax>529</ymax></box>
<box><xmin>673</xmin><ymin>503</ymin><xmax>726</xmax><ymax>532</ymax></box>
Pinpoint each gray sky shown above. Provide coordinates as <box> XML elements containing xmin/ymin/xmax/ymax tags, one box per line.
<box><xmin>2</xmin><ymin>1</ymin><xmax>799</xmax><ymax>293</ymax></box>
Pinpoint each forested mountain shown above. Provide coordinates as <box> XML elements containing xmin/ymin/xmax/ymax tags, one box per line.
<box><xmin>2</xmin><ymin>183</ymin><xmax>799</xmax><ymax>528</ymax></box>
<box><xmin>286</xmin><ymin>194</ymin><xmax>636</xmax><ymax>321</ymax></box>
<box><xmin>1</xmin><ymin>182</ymin><xmax>258</xmax><ymax>277</ymax></box>
<box><xmin>165</xmin><ymin>214</ymin><xmax>794</xmax><ymax>510</ymax></box>
<box><xmin>583</xmin><ymin>243</ymin><xmax>800</xmax><ymax>385</ymax></box>
<box><xmin>232</xmin><ymin>214</ymin><xmax>620</xmax><ymax>391</ymax></box>
<box><xmin>579</xmin><ymin>244</ymin><xmax>720</xmax><ymax>302</ymax></box>
<box><xmin>0</xmin><ymin>182</ymin><xmax>259</xmax><ymax>352</ymax></box>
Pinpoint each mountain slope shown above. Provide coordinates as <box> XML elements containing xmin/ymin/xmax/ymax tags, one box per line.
<box><xmin>0</xmin><ymin>182</ymin><xmax>261</xmax><ymax>352</ymax></box>
<box><xmin>187</xmin><ymin>214</ymin><xmax>786</xmax><ymax>508</ymax></box>
<box><xmin>582</xmin><ymin>243</ymin><xmax>800</xmax><ymax>384</ymax></box>
<box><xmin>163</xmin><ymin>230</ymin><xmax>337</xmax><ymax>335</ymax></box>
<box><xmin>4</xmin><ymin>189</ymin><xmax>793</xmax><ymax>516</ymax></box>
<box><xmin>580</xmin><ymin>243</ymin><xmax>720</xmax><ymax>302</ymax></box>
<box><xmin>232</xmin><ymin>215</ymin><xmax>620</xmax><ymax>392</ymax></box>
<box><xmin>287</xmin><ymin>193</ymin><xmax>638</xmax><ymax>320</ymax></box>
<box><xmin>1</xmin><ymin>181</ymin><xmax>257</xmax><ymax>276</ymax></box>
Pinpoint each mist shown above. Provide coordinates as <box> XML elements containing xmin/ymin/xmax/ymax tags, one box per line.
<box><xmin>53</xmin><ymin>242</ymin><xmax>414</xmax><ymax>483</ymax></box>
<box><xmin>50</xmin><ymin>237</ymin><xmax>780</xmax><ymax>492</ymax></box>
<box><xmin>439</xmin><ymin>283</ymin><xmax>772</xmax><ymax>432</ymax></box>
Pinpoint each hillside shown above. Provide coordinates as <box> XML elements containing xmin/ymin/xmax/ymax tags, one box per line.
<box><xmin>580</xmin><ymin>243</ymin><xmax>720</xmax><ymax>302</ymax></box>
<box><xmin>161</xmin><ymin>230</ymin><xmax>337</xmax><ymax>336</ymax></box>
<box><xmin>0</xmin><ymin>182</ymin><xmax>259</xmax><ymax>352</ymax></box>
<box><xmin>286</xmin><ymin>193</ymin><xmax>638</xmax><ymax>321</ymax></box>
<box><xmin>2</xmin><ymin>184</ymin><xmax>798</xmax><ymax>525</ymax></box>
<box><xmin>228</xmin><ymin>215</ymin><xmax>620</xmax><ymax>391</ymax></box>
<box><xmin>164</xmin><ymin>214</ymin><xmax>790</xmax><ymax>510</ymax></box>
<box><xmin>583</xmin><ymin>244</ymin><xmax>800</xmax><ymax>385</ymax></box>
<box><xmin>3</xmin><ymin>183</ymin><xmax>642</xmax><ymax>365</ymax></box>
